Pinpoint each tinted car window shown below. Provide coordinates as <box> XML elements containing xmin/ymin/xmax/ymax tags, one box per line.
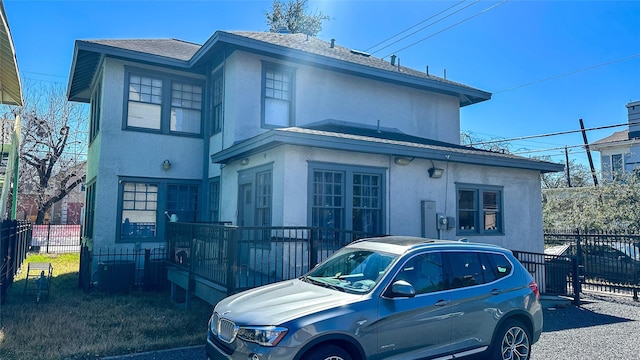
<box><xmin>395</xmin><ymin>252</ymin><xmax>444</xmax><ymax>294</ymax></box>
<box><xmin>485</xmin><ymin>253</ymin><xmax>513</xmax><ymax>280</ymax></box>
<box><xmin>446</xmin><ymin>252</ymin><xmax>484</xmax><ymax>288</ymax></box>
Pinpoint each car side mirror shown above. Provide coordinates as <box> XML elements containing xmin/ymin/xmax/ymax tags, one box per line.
<box><xmin>389</xmin><ymin>280</ymin><xmax>416</xmax><ymax>298</ymax></box>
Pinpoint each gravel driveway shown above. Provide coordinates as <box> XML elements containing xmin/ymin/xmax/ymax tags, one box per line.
<box><xmin>103</xmin><ymin>293</ymin><xmax>640</xmax><ymax>360</ymax></box>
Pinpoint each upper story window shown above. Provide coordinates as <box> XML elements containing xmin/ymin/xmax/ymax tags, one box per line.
<box><xmin>457</xmin><ymin>184</ymin><xmax>503</xmax><ymax>236</ymax></box>
<box><xmin>262</xmin><ymin>63</ymin><xmax>295</xmax><ymax>127</ymax></box>
<box><xmin>89</xmin><ymin>81</ymin><xmax>101</xmax><ymax>142</ymax></box>
<box><xmin>125</xmin><ymin>70</ymin><xmax>203</xmax><ymax>136</ymax></box>
<box><xmin>211</xmin><ymin>71</ymin><xmax>223</xmax><ymax>135</ymax></box>
<box><xmin>611</xmin><ymin>153</ymin><xmax>624</xmax><ymax>180</ymax></box>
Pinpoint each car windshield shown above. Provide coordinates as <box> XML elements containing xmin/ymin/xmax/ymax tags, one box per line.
<box><xmin>304</xmin><ymin>247</ymin><xmax>397</xmax><ymax>294</ymax></box>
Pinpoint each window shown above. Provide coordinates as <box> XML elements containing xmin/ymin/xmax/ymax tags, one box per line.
<box><xmin>444</xmin><ymin>252</ymin><xmax>512</xmax><ymax>289</ymax></box>
<box><xmin>89</xmin><ymin>81</ymin><xmax>101</xmax><ymax>142</ymax></box>
<box><xmin>310</xmin><ymin>164</ymin><xmax>384</xmax><ymax>234</ymax></box>
<box><xmin>125</xmin><ymin>70</ymin><xmax>203</xmax><ymax>135</ymax></box>
<box><xmin>167</xmin><ymin>184</ymin><xmax>199</xmax><ymax>222</ymax></box>
<box><xmin>262</xmin><ymin>63</ymin><xmax>294</xmax><ymax>127</ymax></box>
<box><xmin>127</xmin><ymin>75</ymin><xmax>162</xmax><ymax>130</ymax></box>
<box><xmin>457</xmin><ymin>185</ymin><xmax>503</xmax><ymax>235</ymax></box>
<box><xmin>121</xmin><ymin>182</ymin><xmax>158</xmax><ymax>239</ymax></box>
<box><xmin>396</xmin><ymin>252</ymin><xmax>444</xmax><ymax>295</ymax></box>
<box><xmin>209</xmin><ymin>177</ymin><xmax>220</xmax><ymax>222</ymax></box>
<box><xmin>612</xmin><ymin>154</ymin><xmax>624</xmax><ymax>180</ymax></box>
<box><xmin>256</xmin><ymin>171</ymin><xmax>272</xmax><ymax>226</ymax></box>
<box><xmin>211</xmin><ymin>71</ymin><xmax>223</xmax><ymax>135</ymax></box>
<box><xmin>171</xmin><ymin>83</ymin><xmax>202</xmax><ymax>133</ymax></box>
<box><xmin>83</xmin><ymin>182</ymin><xmax>96</xmax><ymax>238</ymax></box>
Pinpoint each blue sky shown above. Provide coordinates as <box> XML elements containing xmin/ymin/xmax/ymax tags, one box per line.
<box><xmin>4</xmin><ymin>0</ymin><xmax>640</xmax><ymax>170</ymax></box>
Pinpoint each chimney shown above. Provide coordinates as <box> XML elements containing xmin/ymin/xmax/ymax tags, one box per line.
<box><xmin>628</xmin><ymin>101</ymin><xmax>640</xmax><ymax>139</ymax></box>
<box><xmin>330</xmin><ymin>39</ymin><xmax>335</xmax><ymax>48</ymax></box>
<box><xmin>390</xmin><ymin>54</ymin><xmax>396</xmax><ymax>66</ymax></box>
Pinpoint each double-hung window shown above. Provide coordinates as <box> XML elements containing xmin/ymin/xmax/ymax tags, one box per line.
<box><xmin>211</xmin><ymin>71</ymin><xmax>223</xmax><ymax>135</ymax></box>
<box><xmin>310</xmin><ymin>164</ymin><xmax>385</xmax><ymax>234</ymax></box>
<box><xmin>166</xmin><ymin>184</ymin><xmax>199</xmax><ymax>222</ymax></box>
<box><xmin>125</xmin><ymin>70</ymin><xmax>203</xmax><ymax>135</ymax></box>
<box><xmin>262</xmin><ymin>63</ymin><xmax>294</xmax><ymax>127</ymax></box>
<box><xmin>457</xmin><ymin>184</ymin><xmax>503</xmax><ymax>235</ymax></box>
<box><xmin>89</xmin><ymin>81</ymin><xmax>101</xmax><ymax>142</ymax></box>
<box><xmin>121</xmin><ymin>182</ymin><xmax>158</xmax><ymax>239</ymax></box>
<box><xmin>611</xmin><ymin>153</ymin><xmax>624</xmax><ymax>180</ymax></box>
<box><xmin>209</xmin><ymin>178</ymin><xmax>220</xmax><ymax>222</ymax></box>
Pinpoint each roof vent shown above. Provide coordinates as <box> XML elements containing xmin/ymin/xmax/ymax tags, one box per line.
<box><xmin>330</xmin><ymin>39</ymin><xmax>335</xmax><ymax>48</ymax></box>
<box><xmin>276</xmin><ymin>26</ymin><xmax>291</xmax><ymax>34</ymax></box>
<box><xmin>350</xmin><ymin>49</ymin><xmax>371</xmax><ymax>57</ymax></box>
<box><xmin>390</xmin><ymin>55</ymin><xmax>396</xmax><ymax>66</ymax></box>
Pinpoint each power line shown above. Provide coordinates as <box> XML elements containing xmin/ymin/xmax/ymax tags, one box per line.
<box><xmin>367</xmin><ymin>0</ymin><xmax>477</xmax><ymax>55</ymax></box>
<box><xmin>494</xmin><ymin>52</ymin><xmax>640</xmax><ymax>94</ymax></box>
<box><xmin>383</xmin><ymin>0</ymin><xmax>508</xmax><ymax>59</ymax></box>
<box><xmin>471</xmin><ymin>120</ymin><xmax>638</xmax><ymax>145</ymax></box>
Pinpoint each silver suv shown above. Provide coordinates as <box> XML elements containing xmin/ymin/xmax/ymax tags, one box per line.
<box><xmin>207</xmin><ymin>236</ymin><xmax>542</xmax><ymax>360</ymax></box>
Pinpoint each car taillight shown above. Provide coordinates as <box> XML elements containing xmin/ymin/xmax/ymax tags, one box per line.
<box><xmin>529</xmin><ymin>280</ymin><xmax>540</xmax><ymax>300</ymax></box>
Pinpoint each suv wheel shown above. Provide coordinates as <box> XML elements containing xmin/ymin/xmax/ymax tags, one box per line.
<box><xmin>492</xmin><ymin>319</ymin><xmax>531</xmax><ymax>360</ymax></box>
<box><xmin>303</xmin><ymin>344</ymin><xmax>353</xmax><ymax>360</ymax></box>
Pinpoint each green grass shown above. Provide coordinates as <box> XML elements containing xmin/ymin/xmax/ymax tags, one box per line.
<box><xmin>0</xmin><ymin>253</ymin><xmax>213</xmax><ymax>360</ymax></box>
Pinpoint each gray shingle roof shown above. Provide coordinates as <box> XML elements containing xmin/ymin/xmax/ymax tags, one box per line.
<box><xmin>592</xmin><ymin>130</ymin><xmax>629</xmax><ymax>146</ymax></box>
<box><xmin>84</xmin><ymin>38</ymin><xmax>200</xmax><ymax>61</ymax></box>
<box><xmin>68</xmin><ymin>30</ymin><xmax>491</xmax><ymax>105</ymax></box>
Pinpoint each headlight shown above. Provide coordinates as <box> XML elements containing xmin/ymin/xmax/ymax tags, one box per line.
<box><xmin>236</xmin><ymin>326</ymin><xmax>288</xmax><ymax>347</ymax></box>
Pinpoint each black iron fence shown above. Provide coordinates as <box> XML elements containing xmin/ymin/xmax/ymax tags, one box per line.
<box><xmin>544</xmin><ymin>229</ymin><xmax>640</xmax><ymax>300</ymax></box>
<box><xmin>0</xmin><ymin>220</ymin><xmax>32</xmax><ymax>304</ymax></box>
<box><xmin>31</xmin><ymin>224</ymin><xmax>81</xmax><ymax>254</ymax></box>
<box><xmin>165</xmin><ymin>223</ymin><xmax>379</xmax><ymax>295</ymax></box>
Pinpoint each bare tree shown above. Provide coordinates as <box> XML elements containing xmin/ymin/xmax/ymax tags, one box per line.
<box><xmin>2</xmin><ymin>82</ymin><xmax>87</xmax><ymax>224</ymax></box>
<box><xmin>266</xmin><ymin>0</ymin><xmax>330</xmax><ymax>36</ymax></box>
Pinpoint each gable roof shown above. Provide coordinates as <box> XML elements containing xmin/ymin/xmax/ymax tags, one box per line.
<box><xmin>68</xmin><ymin>30</ymin><xmax>491</xmax><ymax>106</ymax></box>
<box><xmin>590</xmin><ymin>129</ymin><xmax>634</xmax><ymax>151</ymax></box>
<box><xmin>210</xmin><ymin>123</ymin><xmax>563</xmax><ymax>173</ymax></box>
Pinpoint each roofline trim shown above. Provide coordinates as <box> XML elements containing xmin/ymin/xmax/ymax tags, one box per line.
<box><xmin>210</xmin><ymin>129</ymin><xmax>563</xmax><ymax>173</ymax></box>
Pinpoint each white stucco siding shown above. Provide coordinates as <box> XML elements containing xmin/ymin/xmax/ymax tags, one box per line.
<box><xmin>216</xmin><ymin>144</ymin><xmax>544</xmax><ymax>253</ymax></box>
<box><xmin>296</xmin><ymin>66</ymin><xmax>461</xmax><ymax>144</ymax></box>
<box><xmin>220</xmin><ymin>50</ymin><xmax>461</xmax><ymax>148</ymax></box>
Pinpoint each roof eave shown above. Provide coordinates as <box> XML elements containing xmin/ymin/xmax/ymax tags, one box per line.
<box><xmin>68</xmin><ymin>40</ymin><xmax>193</xmax><ymax>102</ymax></box>
<box><xmin>194</xmin><ymin>31</ymin><xmax>492</xmax><ymax>107</ymax></box>
<box><xmin>0</xmin><ymin>1</ymin><xmax>22</xmax><ymax>106</ymax></box>
<box><xmin>211</xmin><ymin>129</ymin><xmax>563</xmax><ymax>174</ymax></box>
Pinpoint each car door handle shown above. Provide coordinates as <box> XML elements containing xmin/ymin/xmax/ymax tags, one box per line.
<box><xmin>490</xmin><ymin>289</ymin><xmax>503</xmax><ymax>295</ymax></box>
<box><xmin>434</xmin><ymin>299</ymin><xmax>450</xmax><ymax>306</ymax></box>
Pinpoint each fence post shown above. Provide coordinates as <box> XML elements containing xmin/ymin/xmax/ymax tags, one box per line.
<box><xmin>572</xmin><ymin>257</ymin><xmax>581</xmax><ymax>306</ymax></box>
<box><xmin>309</xmin><ymin>229</ymin><xmax>318</xmax><ymax>269</ymax></box>
<box><xmin>79</xmin><ymin>245</ymin><xmax>91</xmax><ymax>293</ymax></box>
<box><xmin>46</xmin><ymin>223</ymin><xmax>51</xmax><ymax>254</ymax></box>
<box><xmin>226</xmin><ymin>228</ymin><xmax>238</xmax><ymax>296</ymax></box>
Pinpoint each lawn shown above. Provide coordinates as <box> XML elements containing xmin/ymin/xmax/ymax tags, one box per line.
<box><xmin>0</xmin><ymin>253</ymin><xmax>213</xmax><ymax>360</ymax></box>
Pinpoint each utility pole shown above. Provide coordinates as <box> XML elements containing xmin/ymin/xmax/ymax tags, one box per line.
<box><xmin>579</xmin><ymin>119</ymin><xmax>598</xmax><ymax>187</ymax></box>
<box><xmin>565</xmin><ymin>146</ymin><xmax>572</xmax><ymax>187</ymax></box>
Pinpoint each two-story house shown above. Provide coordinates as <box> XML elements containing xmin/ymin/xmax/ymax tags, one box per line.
<box><xmin>67</xmin><ymin>31</ymin><xmax>562</xmax><ymax>276</ymax></box>
<box><xmin>591</xmin><ymin>100</ymin><xmax>640</xmax><ymax>181</ymax></box>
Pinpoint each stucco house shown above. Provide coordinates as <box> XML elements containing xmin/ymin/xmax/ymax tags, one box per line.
<box><xmin>67</xmin><ymin>30</ymin><xmax>562</xmax><ymax>273</ymax></box>
<box><xmin>591</xmin><ymin>100</ymin><xmax>640</xmax><ymax>181</ymax></box>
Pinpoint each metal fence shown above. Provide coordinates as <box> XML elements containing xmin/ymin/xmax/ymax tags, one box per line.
<box><xmin>544</xmin><ymin>229</ymin><xmax>640</xmax><ymax>300</ymax></box>
<box><xmin>31</xmin><ymin>224</ymin><xmax>81</xmax><ymax>254</ymax></box>
<box><xmin>166</xmin><ymin>223</ymin><xmax>379</xmax><ymax>295</ymax></box>
<box><xmin>0</xmin><ymin>220</ymin><xmax>32</xmax><ymax>304</ymax></box>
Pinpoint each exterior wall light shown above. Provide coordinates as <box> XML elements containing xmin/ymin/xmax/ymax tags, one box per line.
<box><xmin>162</xmin><ymin>159</ymin><xmax>171</xmax><ymax>170</ymax></box>
<box><xmin>428</xmin><ymin>167</ymin><xmax>444</xmax><ymax>178</ymax></box>
<box><xmin>394</xmin><ymin>157</ymin><xmax>413</xmax><ymax>165</ymax></box>
<box><xmin>240</xmin><ymin>158</ymin><xmax>250</xmax><ymax>166</ymax></box>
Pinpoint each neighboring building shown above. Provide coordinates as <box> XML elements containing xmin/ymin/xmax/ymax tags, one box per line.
<box><xmin>67</xmin><ymin>30</ymin><xmax>562</xmax><ymax>267</ymax></box>
<box><xmin>0</xmin><ymin>0</ymin><xmax>23</xmax><ymax>220</ymax></box>
<box><xmin>591</xmin><ymin>101</ymin><xmax>640</xmax><ymax>182</ymax></box>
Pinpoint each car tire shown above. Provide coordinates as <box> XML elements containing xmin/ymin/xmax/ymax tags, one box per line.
<box><xmin>491</xmin><ymin>319</ymin><xmax>532</xmax><ymax>360</ymax></box>
<box><xmin>303</xmin><ymin>344</ymin><xmax>353</xmax><ymax>360</ymax></box>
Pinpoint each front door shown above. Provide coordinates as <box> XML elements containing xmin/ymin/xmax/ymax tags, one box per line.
<box><xmin>238</xmin><ymin>183</ymin><xmax>255</xmax><ymax>227</ymax></box>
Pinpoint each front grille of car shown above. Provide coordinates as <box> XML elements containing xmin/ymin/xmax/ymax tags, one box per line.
<box><xmin>217</xmin><ymin>317</ymin><xmax>238</xmax><ymax>343</ymax></box>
